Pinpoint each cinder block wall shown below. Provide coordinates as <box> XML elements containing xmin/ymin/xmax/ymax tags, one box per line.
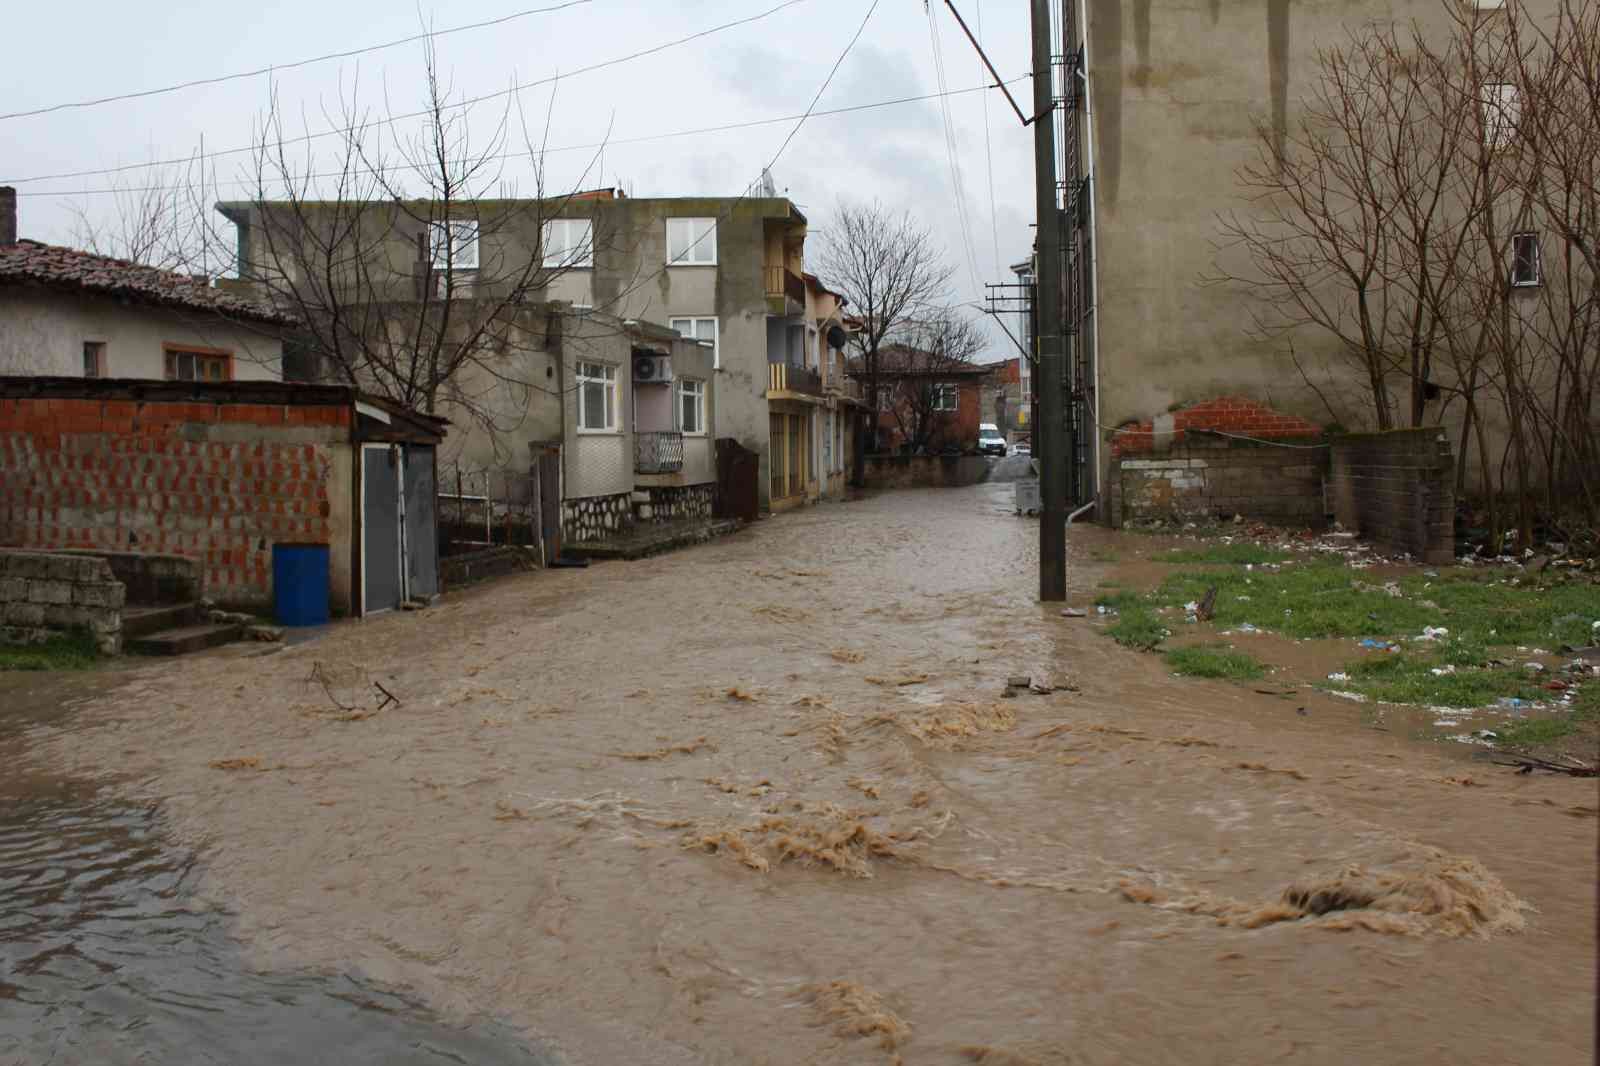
<box><xmin>860</xmin><ymin>455</ymin><xmax>991</xmax><ymax>491</ymax></box>
<box><xmin>1329</xmin><ymin>429</ymin><xmax>1455</xmax><ymax>564</ymax></box>
<box><xmin>0</xmin><ymin>397</ymin><xmax>350</xmax><ymax>607</ymax></box>
<box><xmin>0</xmin><ymin>550</ymin><xmax>126</xmax><ymax>653</ymax></box>
<box><xmin>1109</xmin><ymin>397</ymin><xmax>1329</xmax><ymax>526</ymax></box>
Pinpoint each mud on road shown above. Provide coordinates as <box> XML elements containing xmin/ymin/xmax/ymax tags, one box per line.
<box><xmin>17</xmin><ymin>483</ymin><xmax>1598</xmax><ymax>1064</ymax></box>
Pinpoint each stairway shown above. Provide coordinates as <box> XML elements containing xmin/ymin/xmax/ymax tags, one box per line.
<box><xmin>123</xmin><ymin>602</ymin><xmax>245</xmax><ymax>656</ymax></box>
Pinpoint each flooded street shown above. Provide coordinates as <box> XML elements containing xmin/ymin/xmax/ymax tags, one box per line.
<box><xmin>11</xmin><ymin>483</ymin><xmax>1597</xmax><ymax>1064</ymax></box>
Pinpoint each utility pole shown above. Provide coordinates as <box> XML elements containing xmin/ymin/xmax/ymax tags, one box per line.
<box><xmin>1031</xmin><ymin>0</ymin><xmax>1066</xmax><ymax>601</ymax></box>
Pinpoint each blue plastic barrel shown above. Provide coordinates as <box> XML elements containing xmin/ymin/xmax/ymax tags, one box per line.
<box><xmin>272</xmin><ymin>542</ymin><xmax>330</xmax><ymax>626</ymax></box>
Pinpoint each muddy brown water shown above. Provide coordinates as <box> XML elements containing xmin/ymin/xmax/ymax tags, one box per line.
<box><xmin>10</xmin><ymin>484</ymin><xmax>1598</xmax><ymax>1064</ymax></box>
<box><xmin>0</xmin><ymin>672</ymin><xmax>549</xmax><ymax>1064</ymax></box>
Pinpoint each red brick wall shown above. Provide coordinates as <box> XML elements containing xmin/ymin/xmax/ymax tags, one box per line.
<box><xmin>1112</xmin><ymin>396</ymin><xmax>1323</xmax><ymax>455</ymax></box>
<box><xmin>874</xmin><ymin>378</ymin><xmax>986</xmax><ymax>452</ymax></box>
<box><xmin>0</xmin><ymin>397</ymin><xmax>350</xmax><ymax>606</ymax></box>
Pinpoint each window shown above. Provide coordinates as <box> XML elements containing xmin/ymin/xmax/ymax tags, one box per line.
<box><xmin>576</xmin><ymin>361</ymin><xmax>616</xmax><ymax>432</ymax></box>
<box><xmin>678</xmin><ymin>379</ymin><xmax>706</xmax><ymax>435</ymax></box>
<box><xmin>1481</xmin><ymin>83</ymin><xmax>1519</xmax><ymax>148</ymax></box>
<box><xmin>428</xmin><ymin>220</ymin><xmax>479</xmax><ymax>271</ymax></box>
<box><xmin>932</xmin><ymin>383</ymin><xmax>959</xmax><ymax>412</ymax></box>
<box><xmin>542</xmin><ymin>218</ymin><xmax>593</xmax><ymax>268</ymax></box>
<box><xmin>1511</xmin><ymin>232</ymin><xmax>1541</xmax><ymax>287</ymax></box>
<box><xmin>667</xmin><ymin>217</ymin><xmax>717</xmax><ymax>265</ymax></box>
<box><xmin>668</xmin><ymin>316</ymin><xmax>719</xmax><ymax>369</ymax></box>
<box><xmin>82</xmin><ymin>341</ymin><xmax>105</xmax><ymax>378</ymax></box>
<box><xmin>165</xmin><ymin>348</ymin><xmax>230</xmax><ymax>382</ymax></box>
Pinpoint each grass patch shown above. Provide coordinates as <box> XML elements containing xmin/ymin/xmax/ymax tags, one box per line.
<box><xmin>1086</xmin><ymin>547</ymin><xmax>1121</xmax><ymax>563</ymax></box>
<box><xmin>1092</xmin><ymin>588</ymin><xmax>1144</xmax><ymax>611</ymax></box>
<box><xmin>1495</xmin><ymin>716</ymin><xmax>1580</xmax><ymax>747</ymax></box>
<box><xmin>1333</xmin><ymin>652</ymin><xmax>1546</xmax><ymax>709</ymax></box>
<box><xmin>0</xmin><ymin>632</ymin><xmax>100</xmax><ymax>672</ymax></box>
<box><xmin>1163</xmin><ymin>644</ymin><xmax>1266</xmax><ymax>680</ymax></box>
<box><xmin>1151</xmin><ymin>544</ymin><xmax>1291</xmax><ymax>566</ymax></box>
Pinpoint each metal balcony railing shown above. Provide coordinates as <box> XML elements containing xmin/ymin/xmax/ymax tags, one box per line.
<box><xmin>635</xmin><ymin>431</ymin><xmax>684</xmax><ymax>474</ymax></box>
<box><xmin>768</xmin><ymin>363</ymin><xmax>822</xmax><ymax>397</ymax></box>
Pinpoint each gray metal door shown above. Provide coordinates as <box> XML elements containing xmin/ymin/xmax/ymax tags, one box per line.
<box><xmin>403</xmin><ymin>445</ymin><xmax>438</xmax><ymax>600</ymax></box>
<box><xmin>363</xmin><ymin>445</ymin><xmax>402</xmax><ymax>614</ymax></box>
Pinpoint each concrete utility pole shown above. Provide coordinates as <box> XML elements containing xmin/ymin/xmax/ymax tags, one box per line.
<box><xmin>1031</xmin><ymin>0</ymin><xmax>1067</xmax><ymax>601</ymax></box>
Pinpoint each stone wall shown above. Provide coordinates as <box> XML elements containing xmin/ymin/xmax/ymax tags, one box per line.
<box><xmin>860</xmin><ymin>454</ymin><xmax>991</xmax><ymax>491</ymax></box>
<box><xmin>641</xmin><ymin>484</ymin><xmax>715</xmax><ymax>525</ymax></box>
<box><xmin>0</xmin><ymin>549</ymin><xmax>125</xmax><ymax>653</ymax></box>
<box><xmin>1109</xmin><ymin>437</ymin><xmax>1329</xmax><ymax>526</ymax></box>
<box><xmin>562</xmin><ymin>491</ymin><xmax>633</xmax><ymax>543</ymax></box>
<box><xmin>0</xmin><ymin>395</ymin><xmax>350</xmax><ymax>607</ymax></box>
<box><xmin>1330</xmin><ymin>429</ymin><xmax>1455</xmax><ymax>565</ymax></box>
<box><xmin>440</xmin><ymin>545</ymin><xmax>539</xmax><ymax>589</ymax></box>
<box><xmin>53</xmin><ymin>549</ymin><xmax>199</xmax><ymax>605</ymax></box>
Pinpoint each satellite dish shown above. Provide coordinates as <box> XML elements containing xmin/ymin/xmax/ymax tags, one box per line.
<box><xmin>826</xmin><ymin>325</ymin><xmax>848</xmax><ymax>350</ymax></box>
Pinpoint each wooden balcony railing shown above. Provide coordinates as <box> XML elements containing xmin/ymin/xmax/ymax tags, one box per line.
<box><xmin>768</xmin><ymin>363</ymin><xmax>822</xmax><ymax>397</ymax></box>
<box><xmin>764</xmin><ymin>265</ymin><xmax>807</xmax><ymax>310</ymax></box>
<box><xmin>635</xmin><ymin>431</ymin><xmax>684</xmax><ymax>474</ymax></box>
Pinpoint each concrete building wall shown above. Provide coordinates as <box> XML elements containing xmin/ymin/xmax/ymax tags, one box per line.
<box><xmin>0</xmin><ymin>289</ymin><xmax>283</xmax><ymax>380</ymax></box>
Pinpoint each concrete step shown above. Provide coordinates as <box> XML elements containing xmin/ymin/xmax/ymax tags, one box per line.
<box><xmin>122</xmin><ymin>602</ymin><xmax>202</xmax><ymax>638</ymax></box>
<box><xmin>125</xmin><ymin>623</ymin><xmax>244</xmax><ymax>656</ymax></box>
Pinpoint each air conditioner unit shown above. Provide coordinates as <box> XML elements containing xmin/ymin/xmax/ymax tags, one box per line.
<box><xmin>632</xmin><ymin>354</ymin><xmax>673</xmax><ymax>383</ymax></box>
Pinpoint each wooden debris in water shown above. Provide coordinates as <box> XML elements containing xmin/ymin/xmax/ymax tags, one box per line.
<box><xmin>1235</xmin><ymin>761</ymin><xmax>1310</xmax><ymax>781</ymax></box>
<box><xmin>209</xmin><ymin>756</ymin><xmax>261</xmax><ymax>771</ymax></box>
<box><xmin>614</xmin><ymin>737</ymin><xmax>714</xmax><ymax>760</ymax></box>
<box><xmin>830</xmin><ymin>649</ymin><xmax>866</xmax><ymax>664</ymax></box>
<box><xmin>808</xmin><ymin>980</ymin><xmax>911</xmax><ymax>1055</ymax></box>
<box><xmin>725</xmin><ymin>687</ymin><xmax>759</xmax><ymax>702</ymax></box>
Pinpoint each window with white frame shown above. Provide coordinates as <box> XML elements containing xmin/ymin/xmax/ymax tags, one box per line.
<box><xmin>1480</xmin><ymin>83</ymin><xmax>1520</xmax><ymax>148</ymax></box>
<box><xmin>931</xmin><ymin>383</ymin><xmax>959</xmax><ymax>412</ymax></box>
<box><xmin>542</xmin><ymin>218</ymin><xmax>593</xmax><ymax>268</ymax></box>
<box><xmin>428</xmin><ymin>220</ymin><xmax>479</xmax><ymax>271</ymax></box>
<box><xmin>1510</xmin><ymin>232</ymin><xmax>1541</xmax><ymax>287</ymax></box>
<box><xmin>678</xmin><ymin>379</ymin><xmax>706</xmax><ymax>435</ymax></box>
<box><xmin>576</xmin><ymin>361</ymin><xmax>617</xmax><ymax>432</ymax></box>
<box><xmin>669</xmin><ymin>316</ymin><xmax>719</xmax><ymax>368</ymax></box>
<box><xmin>666</xmin><ymin>217</ymin><xmax>717</xmax><ymax>265</ymax></box>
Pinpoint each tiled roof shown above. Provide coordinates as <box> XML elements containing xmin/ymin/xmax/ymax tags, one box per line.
<box><xmin>0</xmin><ymin>240</ymin><xmax>296</xmax><ymax>326</ymax></box>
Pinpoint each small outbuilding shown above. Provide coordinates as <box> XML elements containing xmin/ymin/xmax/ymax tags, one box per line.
<box><xmin>0</xmin><ymin>376</ymin><xmax>446</xmax><ymax>618</ymax></box>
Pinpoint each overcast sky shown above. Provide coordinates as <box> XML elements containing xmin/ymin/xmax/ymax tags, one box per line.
<box><xmin>2</xmin><ymin>0</ymin><xmax>1036</xmax><ymax>362</ymax></box>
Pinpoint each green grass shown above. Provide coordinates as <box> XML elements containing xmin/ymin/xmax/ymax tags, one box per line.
<box><xmin>1107</xmin><ymin>608</ymin><xmax>1167</xmax><ymax>650</ymax></box>
<box><xmin>1333</xmin><ymin>652</ymin><xmax>1546</xmax><ymax>708</ymax></box>
<box><xmin>1163</xmin><ymin>644</ymin><xmax>1266</xmax><ymax>680</ymax></box>
<box><xmin>1151</xmin><ymin>544</ymin><xmax>1291</xmax><ymax>566</ymax></box>
<box><xmin>1496</xmin><ymin>685</ymin><xmax>1600</xmax><ymax>747</ymax></box>
<box><xmin>0</xmin><ymin>632</ymin><xmax>100</xmax><ymax>672</ymax></box>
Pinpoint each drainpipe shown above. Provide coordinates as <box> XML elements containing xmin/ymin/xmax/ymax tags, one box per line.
<box><xmin>1067</xmin><ymin>497</ymin><xmax>1096</xmax><ymax>528</ymax></box>
<box><xmin>1076</xmin><ymin>3</ymin><xmax>1103</xmax><ymax>512</ymax></box>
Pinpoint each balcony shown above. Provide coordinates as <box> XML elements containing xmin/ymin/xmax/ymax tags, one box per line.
<box><xmin>764</xmin><ymin>265</ymin><xmax>806</xmax><ymax>317</ymax></box>
<box><xmin>635</xmin><ymin>431</ymin><xmax>684</xmax><ymax>474</ymax></box>
<box><xmin>768</xmin><ymin>362</ymin><xmax>822</xmax><ymax>398</ymax></box>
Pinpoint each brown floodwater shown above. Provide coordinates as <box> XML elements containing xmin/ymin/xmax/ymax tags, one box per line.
<box><xmin>15</xmin><ymin>483</ymin><xmax>1599</xmax><ymax>1064</ymax></box>
<box><xmin>0</xmin><ymin>671</ymin><xmax>550</xmax><ymax>1063</ymax></box>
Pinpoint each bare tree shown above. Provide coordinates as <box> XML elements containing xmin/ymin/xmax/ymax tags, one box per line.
<box><xmin>875</xmin><ymin>311</ymin><xmax>986</xmax><ymax>454</ymax></box>
<box><xmin>814</xmin><ymin>200</ymin><xmax>953</xmax><ymax>478</ymax></box>
<box><xmin>208</xmin><ymin>34</ymin><xmax>607</xmax><ymax>436</ymax></box>
<box><xmin>65</xmin><ymin>155</ymin><xmax>215</xmax><ymax>274</ymax></box>
<box><xmin>1215</xmin><ymin>0</ymin><xmax>1600</xmax><ymax>538</ymax></box>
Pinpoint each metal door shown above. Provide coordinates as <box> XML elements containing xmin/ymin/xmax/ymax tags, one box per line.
<box><xmin>536</xmin><ymin>446</ymin><xmax>562</xmax><ymax>562</ymax></box>
<box><xmin>362</xmin><ymin>445</ymin><xmax>402</xmax><ymax>614</ymax></box>
<box><xmin>403</xmin><ymin>445</ymin><xmax>438</xmax><ymax>600</ymax></box>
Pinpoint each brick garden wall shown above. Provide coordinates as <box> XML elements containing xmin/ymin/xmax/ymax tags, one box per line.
<box><xmin>1109</xmin><ymin>398</ymin><xmax>1328</xmax><ymax>527</ymax></box>
<box><xmin>860</xmin><ymin>454</ymin><xmax>991</xmax><ymax>491</ymax></box>
<box><xmin>0</xmin><ymin>549</ymin><xmax>126</xmax><ymax>653</ymax></box>
<box><xmin>1329</xmin><ymin>429</ymin><xmax>1455</xmax><ymax>565</ymax></box>
<box><xmin>0</xmin><ymin>397</ymin><xmax>351</xmax><ymax>607</ymax></box>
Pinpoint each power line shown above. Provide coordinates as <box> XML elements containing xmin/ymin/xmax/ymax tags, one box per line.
<box><xmin>0</xmin><ymin>0</ymin><xmax>593</xmax><ymax>123</ymax></box>
<box><xmin>925</xmin><ymin>2</ymin><xmax>984</xmax><ymax>296</ymax></box>
<box><xmin>19</xmin><ymin>78</ymin><xmax>1027</xmax><ymax>200</ymax></box>
<box><xmin>597</xmin><ymin>0</ymin><xmax>883</xmax><ymax>317</ymax></box>
<box><xmin>976</xmin><ymin>0</ymin><xmax>1003</xmax><ymax>279</ymax></box>
<box><xmin>1</xmin><ymin>0</ymin><xmax>812</xmax><ymax>186</ymax></box>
